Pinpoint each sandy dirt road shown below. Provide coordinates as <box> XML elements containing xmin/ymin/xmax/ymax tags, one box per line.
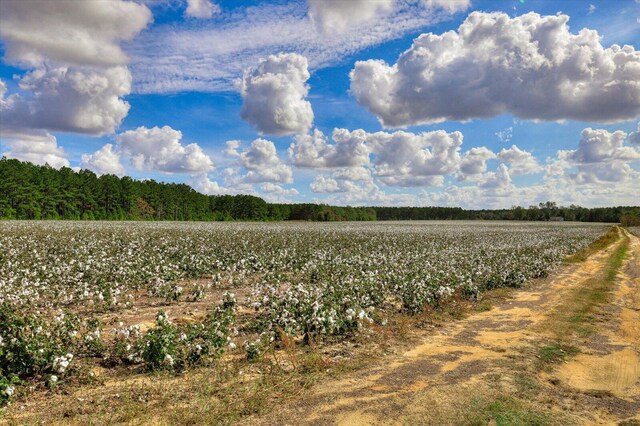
<box><xmin>250</xmin><ymin>228</ymin><xmax>640</xmax><ymax>425</ymax></box>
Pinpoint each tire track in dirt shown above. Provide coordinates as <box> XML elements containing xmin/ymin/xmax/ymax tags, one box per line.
<box><xmin>250</xmin><ymin>228</ymin><xmax>640</xmax><ymax>425</ymax></box>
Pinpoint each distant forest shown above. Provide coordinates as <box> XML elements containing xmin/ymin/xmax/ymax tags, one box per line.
<box><xmin>1</xmin><ymin>158</ymin><xmax>638</xmax><ymax>224</ymax></box>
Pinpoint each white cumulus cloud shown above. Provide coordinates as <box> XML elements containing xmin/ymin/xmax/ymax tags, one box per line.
<box><xmin>626</xmin><ymin>122</ymin><xmax>640</xmax><ymax>145</ymax></box>
<box><xmin>0</xmin><ymin>0</ymin><xmax>152</xmax><ymax>137</ymax></box>
<box><xmin>567</xmin><ymin>128</ymin><xmax>640</xmax><ymax>184</ymax></box>
<box><xmin>190</xmin><ymin>173</ymin><xmax>226</xmax><ymax>195</ymax></box>
<box><xmin>310</xmin><ymin>167</ymin><xmax>373</xmax><ymax>193</ymax></box>
<box><xmin>459</xmin><ymin>147</ymin><xmax>496</xmax><ymax>178</ymax></box>
<box><xmin>239</xmin><ymin>138</ymin><xmax>293</xmax><ymax>184</ymax></box>
<box><xmin>552</xmin><ymin>127</ymin><xmax>640</xmax><ymax>184</ymax></box>
<box><xmin>365</xmin><ymin>129</ymin><xmax>464</xmax><ymax>187</ymax></box>
<box><xmin>81</xmin><ymin>144</ymin><xmax>125</xmax><ymax>176</ymax></box>
<box><xmin>0</xmin><ymin>129</ymin><xmax>69</xmax><ymax>169</ymax></box>
<box><xmin>350</xmin><ymin>11</ymin><xmax>640</xmax><ymax>127</ymax></box>
<box><xmin>261</xmin><ymin>183</ymin><xmax>299</xmax><ymax>196</ymax></box>
<box><xmin>497</xmin><ymin>145</ymin><xmax>543</xmax><ymax>175</ymax></box>
<box><xmin>2</xmin><ymin>66</ymin><xmax>132</xmax><ymax>136</ymax></box>
<box><xmin>0</xmin><ymin>0</ymin><xmax>151</xmax><ymax>68</ymax></box>
<box><xmin>289</xmin><ymin>128</ymin><xmax>369</xmax><ymax>168</ymax></box>
<box><xmin>116</xmin><ymin>126</ymin><xmax>214</xmax><ymax>173</ymax></box>
<box><xmin>240</xmin><ymin>53</ymin><xmax>314</xmax><ymax>136</ymax></box>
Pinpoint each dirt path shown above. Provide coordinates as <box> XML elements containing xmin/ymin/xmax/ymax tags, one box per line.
<box><xmin>250</xmin><ymin>229</ymin><xmax>640</xmax><ymax>425</ymax></box>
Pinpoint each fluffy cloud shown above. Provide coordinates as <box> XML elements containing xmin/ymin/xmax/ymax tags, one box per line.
<box><xmin>626</xmin><ymin>122</ymin><xmax>640</xmax><ymax>145</ymax></box>
<box><xmin>479</xmin><ymin>163</ymin><xmax>512</xmax><ymax>189</ymax></box>
<box><xmin>2</xmin><ymin>66</ymin><xmax>132</xmax><ymax>136</ymax></box>
<box><xmin>81</xmin><ymin>144</ymin><xmax>125</xmax><ymax>176</ymax></box>
<box><xmin>497</xmin><ymin>145</ymin><xmax>542</xmax><ymax>175</ymax></box>
<box><xmin>0</xmin><ymin>129</ymin><xmax>69</xmax><ymax>169</ymax></box>
<box><xmin>292</xmin><ymin>127</ymin><xmax>528</xmax><ymax>189</ymax></box>
<box><xmin>191</xmin><ymin>140</ymin><xmax>295</xmax><ymax>198</ymax></box>
<box><xmin>190</xmin><ymin>173</ymin><xmax>225</xmax><ymax>195</ymax></box>
<box><xmin>116</xmin><ymin>126</ymin><xmax>214</xmax><ymax>173</ymax></box>
<box><xmin>239</xmin><ymin>138</ymin><xmax>293</xmax><ymax>184</ymax></box>
<box><xmin>289</xmin><ymin>129</ymin><xmax>369</xmax><ymax>168</ymax></box>
<box><xmin>0</xmin><ymin>0</ymin><xmax>152</xmax><ymax>137</ymax></box>
<box><xmin>310</xmin><ymin>176</ymin><xmax>341</xmax><ymax>193</ymax></box>
<box><xmin>240</xmin><ymin>53</ymin><xmax>314</xmax><ymax>136</ymax></box>
<box><xmin>310</xmin><ymin>167</ymin><xmax>392</xmax><ymax>205</ymax></box>
<box><xmin>261</xmin><ymin>183</ymin><xmax>299</xmax><ymax>196</ymax></box>
<box><xmin>459</xmin><ymin>147</ymin><xmax>496</xmax><ymax>178</ymax></box>
<box><xmin>561</xmin><ymin>127</ymin><xmax>640</xmax><ymax>183</ymax></box>
<box><xmin>569</xmin><ymin>128</ymin><xmax>639</xmax><ymax>164</ymax></box>
<box><xmin>224</xmin><ymin>140</ymin><xmax>241</xmax><ymax>157</ymax></box>
<box><xmin>350</xmin><ymin>11</ymin><xmax>640</xmax><ymax>127</ymax></box>
<box><xmin>365</xmin><ymin>129</ymin><xmax>463</xmax><ymax>187</ymax></box>
<box><xmin>308</xmin><ymin>0</ymin><xmax>393</xmax><ymax>33</ymax></box>
<box><xmin>310</xmin><ymin>167</ymin><xmax>372</xmax><ymax>193</ymax></box>
<box><xmin>185</xmin><ymin>0</ymin><xmax>220</xmax><ymax>19</ymax></box>
<box><xmin>0</xmin><ymin>0</ymin><xmax>151</xmax><ymax>68</ymax></box>
<box><xmin>302</xmin><ymin>124</ymin><xmax>640</xmax><ymax>207</ymax></box>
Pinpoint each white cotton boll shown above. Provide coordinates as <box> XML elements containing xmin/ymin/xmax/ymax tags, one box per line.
<box><xmin>4</xmin><ymin>386</ymin><xmax>15</xmax><ymax>397</ymax></box>
<box><xmin>164</xmin><ymin>354</ymin><xmax>174</xmax><ymax>366</ymax></box>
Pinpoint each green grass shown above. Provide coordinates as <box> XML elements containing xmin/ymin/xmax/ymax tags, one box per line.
<box><xmin>466</xmin><ymin>395</ymin><xmax>555</xmax><ymax>426</ymax></box>
<box><xmin>537</xmin><ymin>342</ymin><xmax>580</xmax><ymax>366</ymax></box>
<box><xmin>536</xmin><ymin>227</ymin><xmax>629</xmax><ymax>369</ymax></box>
<box><xmin>605</xmin><ymin>232</ymin><xmax>628</xmax><ymax>281</ymax></box>
<box><xmin>557</xmin><ymin>228</ymin><xmax>627</xmax><ymax>337</ymax></box>
<box><xmin>513</xmin><ymin>373</ymin><xmax>541</xmax><ymax>397</ymax></box>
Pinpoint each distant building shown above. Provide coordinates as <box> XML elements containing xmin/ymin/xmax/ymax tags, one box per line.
<box><xmin>549</xmin><ymin>216</ymin><xmax>564</xmax><ymax>222</ymax></box>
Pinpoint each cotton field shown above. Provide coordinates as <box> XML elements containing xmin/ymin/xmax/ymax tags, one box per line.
<box><xmin>0</xmin><ymin>221</ymin><xmax>607</xmax><ymax>403</ymax></box>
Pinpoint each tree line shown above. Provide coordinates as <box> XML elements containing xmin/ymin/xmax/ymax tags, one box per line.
<box><xmin>0</xmin><ymin>158</ymin><xmax>637</xmax><ymax>223</ymax></box>
<box><xmin>374</xmin><ymin>203</ymin><xmax>640</xmax><ymax>223</ymax></box>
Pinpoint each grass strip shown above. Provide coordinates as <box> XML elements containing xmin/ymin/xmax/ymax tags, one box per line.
<box><xmin>538</xmin><ymin>227</ymin><xmax>629</xmax><ymax>368</ymax></box>
<box><xmin>566</xmin><ymin>226</ymin><xmax>620</xmax><ymax>263</ymax></box>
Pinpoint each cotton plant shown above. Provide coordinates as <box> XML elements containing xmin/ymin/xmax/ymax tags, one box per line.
<box><xmin>0</xmin><ymin>220</ymin><xmax>606</xmax><ymax>403</ymax></box>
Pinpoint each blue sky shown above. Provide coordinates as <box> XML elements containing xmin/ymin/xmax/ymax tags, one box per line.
<box><xmin>0</xmin><ymin>0</ymin><xmax>639</xmax><ymax>208</ymax></box>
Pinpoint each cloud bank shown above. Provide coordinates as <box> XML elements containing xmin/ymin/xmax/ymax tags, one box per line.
<box><xmin>350</xmin><ymin>11</ymin><xmax>640</xmax><ymax>127</ymax></box>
